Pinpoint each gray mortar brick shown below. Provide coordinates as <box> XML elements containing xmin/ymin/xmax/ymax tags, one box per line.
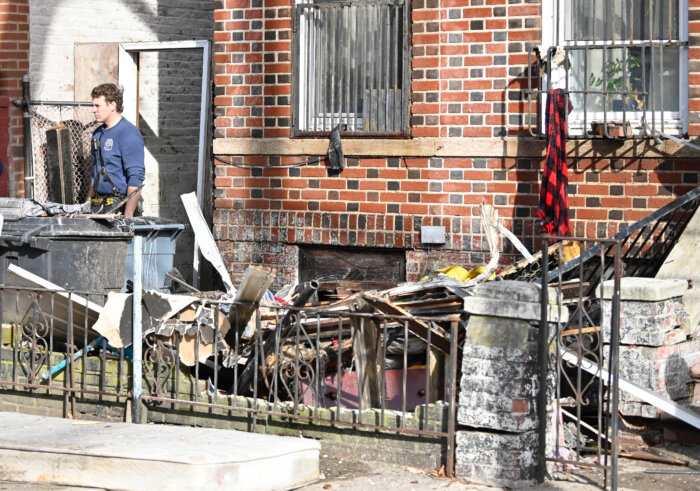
<box><xmin>456</xmin><ymin>430</ymin><xmax>538</xmax><ymax>488</ymax></box>
<box><xmin>604</xmin><ymin>345</ymin><xmax>655</xmax><ymax>404</ymax></box>
<box><xmin>457</xmin><ymin>392</ymin><xmax>538</xmax><ymax>432</ymax></box>
<box><xmin>602</xmin><ymin>297</ymin><xmax>685</xmax><ymax>345</ymax></box>
<box><xmin>462</xmin><ymin>341</ymin><xmax>538</xmax><ymax>363</ymax></box>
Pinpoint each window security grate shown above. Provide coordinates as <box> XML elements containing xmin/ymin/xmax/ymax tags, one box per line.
<box><xmin>292</xmin><ymin>0</ymin><xmax>410</xmax><ymax>136</ymax></box>
<box><xmin>529</xmin><ymin>0</ymin><xmax>688</xmax><ymax>139</ymax></box>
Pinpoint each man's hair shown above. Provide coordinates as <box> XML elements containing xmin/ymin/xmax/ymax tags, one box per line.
<box><xmin>91</xmin><ymin>83</ymin><xmax>123</xmax><ymax>113</ymax></box>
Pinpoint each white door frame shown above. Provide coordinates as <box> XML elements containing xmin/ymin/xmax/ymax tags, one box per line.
<box><xmin>119</xmin><ymin>40</ymin><xmax>212</xmax><ymax>289</ymax></box>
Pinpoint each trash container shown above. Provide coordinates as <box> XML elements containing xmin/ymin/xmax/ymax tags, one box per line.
<box><xmin>124</xmin><ymin>217</ymin><xmax>185</xmax><ymax>293</ymax></box>
<box><xmin>0</xmin><ymin>216</ymin><xmax>133</xmax><ymax>293</ymax></box>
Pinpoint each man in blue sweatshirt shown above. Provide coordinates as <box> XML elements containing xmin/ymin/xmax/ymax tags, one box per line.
<box><xmin>88</xmin><ymin>83</ymin><xmax>145</xmax><ymax>217</ymax></box>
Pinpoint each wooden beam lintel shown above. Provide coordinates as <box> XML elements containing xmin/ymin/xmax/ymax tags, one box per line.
<box><xmin>213</xmin><ymin>137</ymin><xmax>697</xmax><ymax>159</ymax></box>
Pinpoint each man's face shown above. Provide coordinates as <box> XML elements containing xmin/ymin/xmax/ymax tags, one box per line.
<box><xmin>92</xmin><ymin>96</ymin><xmax>116</xmax><ymax>123</ymax></box>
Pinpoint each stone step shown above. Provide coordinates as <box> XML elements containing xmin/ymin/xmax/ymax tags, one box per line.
<box><xmin>0</xmin><ymin>412</ymin><xmax>319</xmax><ymax>490</ymax></box>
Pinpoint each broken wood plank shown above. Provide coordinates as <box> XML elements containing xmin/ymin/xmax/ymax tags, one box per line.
<box><xmin>228</xmin><ymin>265</ymin><xmax>276</xmax><ymax>343</ymax></box>
<box><xmin>360</xmin><ymin>293</ymin><xmax>451</xmax><ymax>354</ymax></box>
<box><xmin>181</xmin><ymin>192</ymin><xmax>235</xmax><ymax>295</ymax></box>
<box><xmin>382</xmin><ymin>279</ymin><xmax>477</xmax><ymax>298</ymax></box>
<box><xmin>561</xmin><ymin>325</ymin><xmax>601</xmax><ymax>337</ymax></box>
<box><xmin>618</xmin><ymin>452</ymin><xmax>689</xmax><ymax>466</ymax></box>
<box><xmin>428</xmin><ymin>348</ymin><xmax>444</xmax><ymax>402</ymax></box>
<box><xmin>351</xmin><ymin>303</ymin><xmax>380</xmax><ymax>409</ymax></box>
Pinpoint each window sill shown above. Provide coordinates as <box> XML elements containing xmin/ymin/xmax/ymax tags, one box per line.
<box><xmin>212</xmin><ymin>137</ymin><xmax>698</xmax><ymax>159</ymax></box>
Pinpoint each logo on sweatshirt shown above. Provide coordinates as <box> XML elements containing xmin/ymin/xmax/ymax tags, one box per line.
<box><xmin>104</xmin><ymin>138</ymin><xmax>114</xmax><ymax>151</ymax></box>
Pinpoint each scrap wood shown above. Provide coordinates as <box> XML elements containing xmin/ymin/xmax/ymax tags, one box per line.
<box><xmin>381</xmin><ymin>278</ymin><xmax>477</xmax><ymax>298</ymax></box>
<box><xmin>497</xmin><ymin>242</ymin><xmax>561</xmax><ymax>279</ymax></box>
<box><xmin>228</xmin><ymin>265</ymin><xmax>276</xmax><ymax>343</ymax></box>
<box><xmin>473</xmin><ymin>202</ymin><xmax>501</xmax><ymax>284</ymax></box>
<box><xmin>618</xmin><ymin>452</ymin><xmax>689</xmax><ymax>466</ymax></box>
<box><xmin>360</xmin><ymin>293</ymin><xmax>451</xmax><ymax>354</ymax></box>
<box><xmin>395</xmin><ymin>296</ymin><xmax>464</xmax><ymax>313</ymax></box>
<box><xmin>181</xmin><ymin>192</ymin><xmax>236</xmax><ymax>295</ymax></box>
<box><xmin>561</xmin><ymin>325</ymin><xmax>600</xmax><ymax>337</ymax></box>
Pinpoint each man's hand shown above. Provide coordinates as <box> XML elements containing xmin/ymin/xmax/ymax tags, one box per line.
<box><xmin>124</xmin><ymin>186</ymin><xmax>142</xmax><ymax>218</ymax></box>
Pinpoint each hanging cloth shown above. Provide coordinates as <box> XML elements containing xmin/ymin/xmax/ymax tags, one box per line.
<box><xmin>538</xmin><ymin>88</ymin><xmax>572</xmax><ymax>238</ymax></box>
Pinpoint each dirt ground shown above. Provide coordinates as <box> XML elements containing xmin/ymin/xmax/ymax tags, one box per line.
<box><xmin>300</xmin><ymin>443</ymin><xmax>700</xmax><ymax>490</ymax></box>
<box><xmin>0</xmin><ymin>444</ymin><xmax>697</xmax><ymax>490</ymax></box>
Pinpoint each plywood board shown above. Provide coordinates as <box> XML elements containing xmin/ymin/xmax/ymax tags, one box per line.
<box><xmin>74</xmin><ymin>43</ymin><xmax>119</xmax><ymax>102</ymax></box>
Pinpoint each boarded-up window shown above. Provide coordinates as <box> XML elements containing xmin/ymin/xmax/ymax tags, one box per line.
<box><xmin>298</xmin><ymin>246</ymin><xmax>405</xmax><ymax>284</ymax></box>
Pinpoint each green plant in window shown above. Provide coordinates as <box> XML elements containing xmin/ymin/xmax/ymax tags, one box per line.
<box><xmin>588</xmin><ymin>54</ymin><xmax>643</xmax><ymax>110</ymax></box>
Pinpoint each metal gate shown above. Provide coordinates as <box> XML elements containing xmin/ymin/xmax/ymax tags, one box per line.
<box><xmin>537</xmin><ymin>237</ymin><xmax>622</xmax><ymax>489</ymax></box>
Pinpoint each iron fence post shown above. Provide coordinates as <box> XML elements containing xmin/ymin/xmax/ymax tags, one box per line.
<box><xmin>446</xmin><ymin>319</ymin><xmax>458</xmax><ymax>478</ymax></box>
<box><xmin>610</xmin><ymin>242</ymin><xmax>622</xmax><ymax>490</ymax></box>
<box><xmin>132</xmin><ymin>234</ymin><xmax>143</xmax><ymax>424</ymax></box>
<box><xmin>537</xmin><ymin>237</ymin><xmax>549</xmax><ymax>483</ymax></box>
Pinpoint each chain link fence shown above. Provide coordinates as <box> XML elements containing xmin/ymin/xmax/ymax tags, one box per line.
<box><xmin>29</xmin><ymin>103</ymin><xmax>99</xmax><ymax>204</ymax></box>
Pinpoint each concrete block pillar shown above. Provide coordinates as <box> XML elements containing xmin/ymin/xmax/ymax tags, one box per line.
<box><xmin>598</xmin><ymin>277</ymin><xmax>695</xmax><ymax>418</ymax></box>
<box><xmin>455</xmin><ymin>281</ymin><xmax>566</xmax><ymax>488</ymax></box>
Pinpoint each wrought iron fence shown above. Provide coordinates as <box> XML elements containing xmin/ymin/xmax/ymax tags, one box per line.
<box><xmin>0</xmin><ymin>286</ymin><xmax>129</xmax><ymax>418</ymax></box>
<box><xmin>0</xmin><ymin>284</ymin><xmax>460</xmax><ymax>475</ymax></box>
<box><xmin>538</xmin><ymin>236</ymin><xmax>622</xmax><ymax>490</ymax></box>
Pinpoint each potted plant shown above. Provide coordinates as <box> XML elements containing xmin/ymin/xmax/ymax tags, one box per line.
<box><xmin>588</xmin><ymin>54</ymin><xmax>643</xmax><ymax>112</ymax></box>
<box><xmin>588</xmin><ymin>54</ymin><xmax>643</xmax><ymax>137</ymax></box>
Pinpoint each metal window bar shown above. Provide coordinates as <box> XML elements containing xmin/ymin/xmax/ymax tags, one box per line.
<box><xmin>293</xmin><ymin>0</ymin><xmax>409</xmax><ymax>136</ymax></box>
<box><xmin>528</xmin><ymin>0</ymin><xmax>686</xmax><ymax>139</ymax></box>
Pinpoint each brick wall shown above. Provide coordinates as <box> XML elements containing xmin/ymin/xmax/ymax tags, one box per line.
<box><xmin>0</xmin><ymin>0</ymin><xmax>29</xmax><ymax>197</ymax></box>
<box><xmin>213</xmin><ymin>151</ymin><xmax>700</xmax><ymax>287</ymax></box>
<box><xmin>216</xmin><ymin>1</ymin><xmax>700</xmax><ymax>286</ymax></box>
<box><xmin>0</xmin><ymin>97</ymin><xmax>9</xmax><ymax>196</ymax></box>
<box><xmin>29</xmin><ymin>0</ymin><xmax>214</xmax><ymax>100</ymax></box>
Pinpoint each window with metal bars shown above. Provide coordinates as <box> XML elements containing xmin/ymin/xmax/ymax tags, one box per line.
<box><xmin>537</xmin><ymin>0</ymin><xmax>688</xmax><ymax>138</ymax></box>
<box><xmin>292</xmin><ymin>0</ymin><xmax>410</xmax><ymax>136</ymax></box>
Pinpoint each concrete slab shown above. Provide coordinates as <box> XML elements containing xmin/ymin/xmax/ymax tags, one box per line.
<box><xmin>0</xmin><ymin>412</ymin><xmax>320</xmax><ymax>490</ymax></box>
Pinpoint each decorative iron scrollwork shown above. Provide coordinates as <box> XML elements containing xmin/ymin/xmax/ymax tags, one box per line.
<box><xmin>18</xmin><ymin>295</ymin><xmax>50</xmax><ymax>386</ymax></box>
<box><xmin>558</xmin><ymin>300</ymin><xmax>603</xmax><ymax>407</ymax></box>
<box><xmin>143</xmin><ymin>334</ymin><xmax>177</xmax><ymax>398</ymax></box>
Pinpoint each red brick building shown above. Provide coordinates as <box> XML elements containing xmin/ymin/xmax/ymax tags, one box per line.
<box><xmin>0</xmin><ymin>0</ymin><xmax>30</xmax><ymax>198</ymax></box>
<box><xmin>1</xmin><ymin>1</ymin><xmax>697</xmax><ymax>289</ymax></box>
<box><xmin>211</xmin><ymin>0</ymin><xmax>700</xmax><ymax>288</ymax></box>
